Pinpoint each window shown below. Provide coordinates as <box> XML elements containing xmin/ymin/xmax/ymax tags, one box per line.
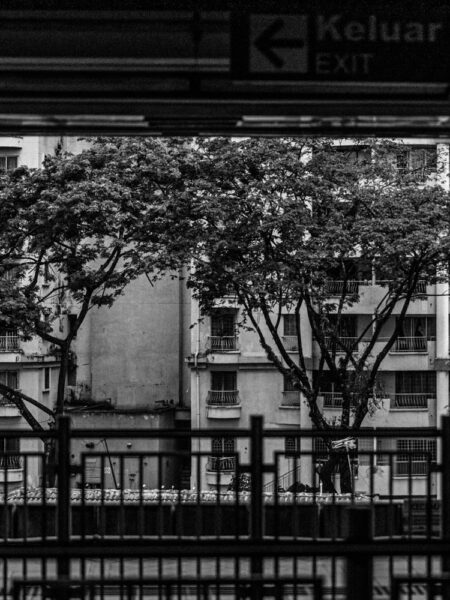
<box><xmin>211</xmin><ymin>437</ymin><xmax>235</xmax><ymax>456</ymax></box>
<box><xmin>0</xmin><ymin>155</ymin><xmax>18</xmax><ymax>172</ymax></box>
<box><xmin>393</xmin><ymin>372</ymin><xmax>435</xmax><ymax>408</ymax></box>
<box><xmin>210</xmin><ymin>310</ymin><xmax>237</xmax><ymax>350</ymax></box>
<box><xmin>44</xmin><ymin>367</ymin><xmax>50</xmax><ymax>391</ymax></box>
<box><xmin>0</xmin><ymin>437</ymin><xmax>21</xmax><ymax>470</ymax></box>
<box><xmin>333</xmin><ymin>146</ymin><xmax>371</xmax><ymax>164</ymax></box>
<box><xmin>396</xmin><ymin>147</ymin><xmax>436</xmax><ymax>180</ymax></box>
<box><xmin>211</xmin><ymin>371</ymin><xmax>236</xmax><ymax>391</ymax></box>
<box><xmin>285</xmin><ymin>436</ymin><xmax>301</xmax><ymax>457</ymax></box>
<box><xmin>395</xmin><ymin>317</ymin><xmax>435</xmax><ymax>352</ymax></box>
<box><xmin>314</xmin><ymin>371</ymin><xmax>357</xmax><ymax>408</ymax></box>
<box><xmin>283</xmin><ymin>375</ymin><xmax>297</xmax><ymax>392</ymax></box>
<box><xmin>0</xmin><ymin>371</ymin><xmax>18</xmax><ymax>390</ymax></box>
<box><xmin>211</xmin><ymin>310</ymin><xmax>236</xmax><ymax>337</ymax></box>
<box><xmin>283</xmin><ymin>314</ymin><xmax>297</xmax><ymax>337</ymax></box>
<box><xmin>68</xmin><ymin>314</ymin><xmax>78</xmax><ymax>338</ymax></box>
<box><xmin>327</xmin><ymin>315</ymin><xmax>357</xmax><ymax>338</ymax></box>
<box><xmin>395</xmin><ymin>439</ymin><xmax>437</xmax><ymax>476</ymax></box>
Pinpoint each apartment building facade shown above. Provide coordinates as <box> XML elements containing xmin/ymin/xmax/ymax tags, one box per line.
<box><xmin>189</xmin><ymin>140</ymin><xmax>450</xmax><ymax>497</ymax></box>
<box><xmin>0</xmin><ymin>136</ymin><xmax>191</xmax><ymax>491</ymax></box>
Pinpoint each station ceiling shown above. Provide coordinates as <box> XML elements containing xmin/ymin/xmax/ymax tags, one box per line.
<box><xmin>0</xmin><ymin>0</ymin><xmax>449</xmax><ymax>136</ymax></box>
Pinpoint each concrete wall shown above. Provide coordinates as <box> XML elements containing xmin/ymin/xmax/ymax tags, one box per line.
<box><xmin>70</xmin><ymin>410</ymin><xmax>176</xmax><ymax>489</ymax></box>
<box><xmin>85</xmin><ymin>274</ymin><xmax>189</xmax><ymax>410</ymax></box>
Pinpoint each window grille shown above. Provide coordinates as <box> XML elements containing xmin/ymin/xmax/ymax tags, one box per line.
<box><xmin>396</xmin><ymin>147</ymin><xmax>436</xmax><ymax>180</ymax></box>
<box><xmin>284</xmin><ymin>436</ymin><xmax>301</xmax><ymax>457</ymax></box>
<box><xmin>211</xmin><ymin>437</ymin><xmax>235</xmax><ymax>456</ymax></box>
<box><xmin>211</xmin><ymin>311</ymin><xmax>236</xmax><ymax>337</ymax></box>
<box><xmin>283</xmin><ymin>314</ymin><xmax>297</xmax><ymax>336</ymax></box>
<box><xmin>395</xmin><ymin>439</ymin><xmax>437</xmax><ymax>476</ymax></box>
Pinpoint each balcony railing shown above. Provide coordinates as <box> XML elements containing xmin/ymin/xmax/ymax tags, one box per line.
<box><xmin>207</xmin><ymin>390</ymin><xmax>240</xmax><ymax>406</ymax></box>
<box><xmin>395</xmin><ymin>458</ymin><xmax>433</xmax><ymax>476</ymax></box>
<box><xmin>0</xmin><ymin>336</ymin><xmax>19</xmax><ymax>352</ymax></box>
<box><xmin>207</xmin><ymin>336</ymin><xmax>239</xmax><ymax>352</ymax></box>
<box><xmin>0</xmin><ymin>455</ymin><xmax>22</xmax><ymax>470</ymax></box>
<box><xmin>393</xmin><ymin>337</ymin><xmax>427</xmax><ymax>352</ymax></box>
<box><xmin>281</xmin><ymin>391</ymin><xmax>300</xmax><ymax>407</ymax></box>
<box><xmin>321</xmin><ymin>393</ymin><xmax>358</xmax><ymax>409</ymax></box>
<box><xmin>282</xmin><ymin>336</ymin><xmax>299</xmax><ymax>352</ymax></box>
<box><xmin>206</xmin><ymin>456</ymin><xmax>236</xmax><ymax>472</ymax></box>
<box><xmin>392</xmin><ymin>394</ymin><xmax>430</xmax><ymax>409</ymax></box>
<box><xmin>324</xmin><ymin>337</ymin><xmax>358</xmax><ymax>352</ymax></box>
<box><xmin>324</xmin><ymin>280</ymin><xmax>359</xmax><ymax>295</ymax></box>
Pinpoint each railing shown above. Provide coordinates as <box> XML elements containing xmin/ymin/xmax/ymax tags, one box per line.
<box><xmin>395</xmin><ymin>457</ymin><xmax>434</xmax><ymax>476</ymax></box>
<box><xmin>393</xmin><ymin>336</ymin><xmax>427</xmax><ymax>352</ymax></box>
<box><xmin>0</xmin><ymin>335</ymin><xmax>19</xmax><ymax>352</ymax></box>
<box><xmin>281</xmin><ymin>391</ymin><xmax>300</xmax><ymax>406</ymax></box>
<box><xmin>0</xmin><ymin>416</ymin><xmax>448</xmax><ymax>600</ymax></box>
<box><xmin>282</xmin><ymin>335</ymin><xmax>298</xmax><ymax>352</ymax></box>
<box><xmin>207</xmin><ymin>390</ymin><xmax>239</xmax><ymax>405</ymax></box>
<box><xmin>0</xmin><ymin>455</ymin><xmax>22</xmax><ymax>469</ymax></box>
<box><xmin>207</xmin><ymin>335</ymin><xmax>238</xmax><ymax>351</ymax></box>
<box><xmin>392</xmin><ymin>394</ymin><xmax>430</xmax><ymax>409</ymax></box>
<box><xmin>324</xmin><ymin>336</ymin><xmax>358</xmax><ymax>352</ymax></box>
<box><xmin>324</xmin><ymin>280</ymin><xmax>359</xmax><ymax>295</ymax></box>
<box><xmin>263</xmin><ymin>464</ymin><xmax>302</xmax><ymax>493</ymax></box>
<box><xmin>206</xmin><ymin>456</ymin><xmax>236</xmax><ymax>472</ymax></box>
<box><xmin>321</xmin><ymin>392</ymin><xmax>358</xmax><ymax>408</ymax></box>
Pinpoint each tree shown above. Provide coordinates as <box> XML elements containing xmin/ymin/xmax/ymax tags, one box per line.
<box><xmin>182</xmin><ymin>137</ymin><xmax>450</xmax><ymax>493</ymax></box>
<box><xmin>0</xmin><ymin>137</ymin><xmax>194</xmax><ymax>457</ymax></box>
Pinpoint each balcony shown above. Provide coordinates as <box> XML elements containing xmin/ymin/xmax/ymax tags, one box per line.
<box><xmin>0</xmin><ymin>456</ymin><xmax>23</xmax><ymax>483</ymax></box>
<box><xmin>207</xmin><ymin>336</ymin><xmax>239</xmax><ymax>352</ymax></box>
<box><xmin>392</xmin><ymin>337</ymin><xmax>428</xmax><ymax>353</ymax></box>
<box><xmin>205</xmin><ymin>456</ymin><xmax>236</xmax><ymax>488</ymax></box>
<box><xmin>282</xmin><ymin>336</ymin><xmax>299</xmax><ymax>352</ymax></box>
<box><xmin>323</xmin><ymin>337</ymin><xmax>358</xmax><ymax>353</ymax></box>
<box><xmin>0</xmin><ymin>336</ymin><xmax>19</xmax><ymax>352</ymax></box>
<box><xmin>280</xmin><ymin>391</ymin><xmax>300</xmax><ymax>407</ymax></box>
<box><xmin>321</xmin><ymin>393</ymin><xmax>358</xmax><ymax>409</ymax></box>
<box><xmin>391</xmin><ymin>394</ymin><xmax>430</xmax><ymax>410</ymax></box>
<box><xmin>0</xmin><ymin>399</ymin><xmax>21</xmax><ymax>417</ymax></box>
<box><xmin>324</xmin><ymin>280</ymin><xmax>359</xmax><ymax>296</ymax></box>
<box><xmin>206</xmin><ymin>390</ymin><xmax>241</xmax><ymax>419</ymax></box>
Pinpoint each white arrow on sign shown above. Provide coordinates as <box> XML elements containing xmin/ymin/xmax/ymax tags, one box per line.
<box><xmin>250</xmin><ymin>14</ymin><xmax>308</xmax><ymax>73</ymax></box>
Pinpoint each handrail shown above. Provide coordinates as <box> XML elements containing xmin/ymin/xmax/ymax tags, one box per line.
<box><xmin>0</xmin><ymin>336</ymin><xmax>19</xmax><ymax>352</ymax></box>
<box><xmin>263</xmin><ymin>464</ymin><xmax>302</xmax><ymax>493</ymax></box>
<box><xmin>206</xmin><ymin>456</ymin><xmax>236</xmax><ymax>472</ymax></box>
<box><xmin>393</xmin><ymin>337</ymin><xmax>427</xmax><ymax>352</ymax></box>
<box><xmin>207</xmin><ymin>336</ymin><xmax>239</xmax><ymax>351</ymax></box>
<box><xmin>207</xmin><ymin>390</ymin><xmax>240</xmax><ymax>406</ymax></box>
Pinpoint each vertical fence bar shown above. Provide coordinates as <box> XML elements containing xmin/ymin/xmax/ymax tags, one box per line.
<box><xmin>345</xmin><ymin>506</ymin><xmax>373</xmax><ymax>600</ymax></box>
<box><xmin>441</xmin><ymin>415</ymin><xmax>450</xmax><ymax>571</ymax></box>
<box><xmin>250</xmin><ymin>415</ymin><xmax>263</xmax><ymax>600</ymax></box>
<box><xmin>56</xmin><ymin>415</ymin><xmax>71</xmax><ymax>583</ymax></box>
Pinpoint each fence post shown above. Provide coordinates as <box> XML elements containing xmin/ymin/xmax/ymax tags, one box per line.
<box><xmin>441</xmin><ymin>415</ymin><xmax>450</xmax><ymax>571</ymax></box>
<box><xmin>345</xmin><ymin>506</ymin><xmax>373</xmax><ymax>600</ymax></box>
<box><xmin>56</xmin><ymin>415</ymin><xmax>71</xmax><ymax>582</ymax></box>
<box><xmin>250</xmin><ymin>415</ymin><xmax>264</xmax><ymax>600</ymax></box>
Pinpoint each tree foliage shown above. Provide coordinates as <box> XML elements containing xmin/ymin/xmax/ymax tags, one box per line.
<box><xmin>0</xmin><ymin>137</ymin><xmax>194</xmax><ymax>419</ymax></box>
<box><xmin>181</xmin><ymin>138</ymin><xmax>450</xmax><ymax>492</ymax></box>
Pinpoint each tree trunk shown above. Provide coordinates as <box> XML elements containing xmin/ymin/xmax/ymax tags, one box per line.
<box><xmin>316</xmin><ymin>451</ymin><xmax>355</xmax><ymax>494</ymax></box>
<box><xmin>56</xmin><ymin>344</ymin><xmax>69</xmax><ymax>415</ymax></box>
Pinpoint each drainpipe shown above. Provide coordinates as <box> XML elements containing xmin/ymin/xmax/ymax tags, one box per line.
<box><xmin>194</xmin><ymin>298</ymin><xmax>201</xmax><ymax>446</ymax></box>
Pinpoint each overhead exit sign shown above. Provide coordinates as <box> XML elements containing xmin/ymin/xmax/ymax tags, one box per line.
<box><xmin>231</xmin><ymin>8</ymin><xmax>450</xmax><ymax>81</ymax></box>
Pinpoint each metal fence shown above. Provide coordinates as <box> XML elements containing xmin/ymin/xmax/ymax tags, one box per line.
<box><xmin>0</xmin><ymin>416</ymin><xmax>449</xmax><ymax>599</ymax></box>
